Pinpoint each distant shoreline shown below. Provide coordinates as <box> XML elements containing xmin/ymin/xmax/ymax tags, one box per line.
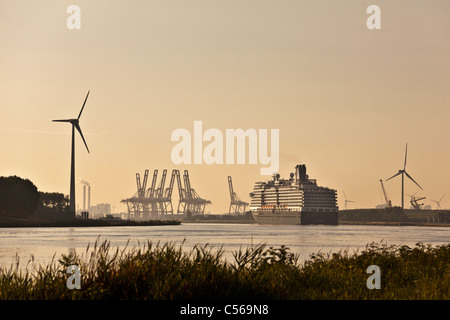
<box><xmin>1</xmin><ymin>208</ymin><xmax>449</xmax><ymax>228</ymax></box>
<box><xmin>338</xmin><ymin>220</ymin><xmax>449</xmax><ymax>227</ymax></box>
<box><xmin>182</xmin><ymin>219</ymin><xmax>449</xmax><ymax>227</ymax></box>
<box><xmin>0</xmin><ymin>218</ymin><xmax>181</xmax><ymax>228</ymax></box>
<box><xmin>1</xmin><ymin>219</ymin><xmax>448</xmax><ymax>228</ymax></box>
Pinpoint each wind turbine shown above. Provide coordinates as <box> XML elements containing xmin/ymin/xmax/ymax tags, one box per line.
<box><xmin>343</xmin><ymin>191</ymin><xmax>355</xmax><ymax>210</ymax></box>
<box><xmin>431</xmin><ymin>194</ymin><xmax>445</xmax><ymax>210</ymax></box>
<box><xmin>386</xmin><ymin>143</ymin><xmax>422</xmax><ymax>209</ymax></box>
<box><xmin>53</xmin><ymin>91</ymin><xmax>91</xmax><ymax>217</ymax></box>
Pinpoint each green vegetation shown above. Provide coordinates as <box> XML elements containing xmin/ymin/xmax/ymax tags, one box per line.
<box><xmin>0</xmin><ymin>240</ymin><xmax>448</xmax><ymax>300</ymax></box>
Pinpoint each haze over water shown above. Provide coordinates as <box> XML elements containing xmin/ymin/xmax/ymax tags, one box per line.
<box><xmin>1</xmin><ymin>224</ymin><xmax>448</xmax><ymax>271</ymax></box>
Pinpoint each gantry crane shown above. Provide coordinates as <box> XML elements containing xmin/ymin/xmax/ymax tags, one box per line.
<box><xmin>122</xmin><ymin>169</ymin><xmax>176</xmax><ymax>219</ymax></box>
<box><xmin>121</xmin><ymin>170</ymin><xmax>152</xmax><ymax>219</ymax></box>
<box><xmin>123</xmin><ymin>169</ymin><xmax>210</xmax><ymax>219</ymax></box>
<box><xmin>159</xmin><ymin>169</ymin><xmax>176</xmax><ymax>214</ymax></box>
<box><xmin>228</xmin><ymin>176</ymin><xmax>248</xmax><ymax>214</ymax></box>
<box><xmin>176</xmin><ymin>170</ymin><xmax>211</xmax><ymax>215</ymax></box>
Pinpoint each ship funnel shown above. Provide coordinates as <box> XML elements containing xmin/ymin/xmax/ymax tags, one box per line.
<box><xmin>295</xmin><ymin>164</ymin><xmax>307</xmax><ymax>183</ymax></box>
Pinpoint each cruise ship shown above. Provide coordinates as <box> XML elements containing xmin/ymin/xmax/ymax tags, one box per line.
<box><xmin>249</xmin><ymin>164</ymin><xmax>338</xmax><ymax>225</ymax></box>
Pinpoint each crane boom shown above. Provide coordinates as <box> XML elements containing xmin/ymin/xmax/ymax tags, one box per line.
<box><xmin>136</xmin><ymin>173</ymin><xmax>141</xmax><ymax>196</ymax></box>
<box><xmin>157</xmin><ymin>169</ymin><xmax>167</xmax><ymax>197</ymax></box>
<box><xmin>380</xmin><ymin>179</ymin><xmax>392</xmax><ymax>208</ymax></box>
<box><xmin>142</xmin><ymin>170</ymin><xmax>149</xmax><ymax>193</ymax></box>
<box><xmin>228</xmin><ymin>176</ymin><xmax>235</xmax><ymax>200</ymax></box>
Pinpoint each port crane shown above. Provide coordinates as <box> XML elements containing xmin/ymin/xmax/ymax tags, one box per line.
<box><xmin>123</xmin><ymin>169</ymin><xmax>210</xmax><ymax>219</ymax></box>
<box><xmin>175</xmin><ymin>170</ymin><xmax>211</xmax><ymax>215</ymax></box>
<box><xmin>121</xmin><ymin>169</ymin><xmax>152</xmax><ymax>219</ymax></box>
<box><xmin>146</xmin><ymin>170</ymin><xmax>159</xmax><ymax>215</ymax></box>
<box><xmin>379</xmin><ymin>179</ymin><xmax>392</xmax><ymax>208</ymax></box>
<box><xmin>228</xmin><ymin>176</ymin><xmax>248</xmax><ymax>214</ymax></box>
<box><xmin>158</xmin><ymin>170</ymin><xmax>176</xmax><ymax>215</ymax></box>
<box><xmin>407</xmin><ymin>191</ymin><xmax>426</xmax><ymax>210</ymax></box>
<box><xmin>122</xmin><ymin>169</ymin><xmax>177</xmax><ymax>219</ymax></box>
<box><xmin>410</xmin><ymin>196</ymin><xmax>426</xmax><ymax>210</ymax></box>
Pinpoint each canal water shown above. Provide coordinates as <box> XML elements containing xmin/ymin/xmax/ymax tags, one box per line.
<box><xmin>0</xmin><ymin>223</ymin><xmax>448</xmax><ymax>270</ymax></box>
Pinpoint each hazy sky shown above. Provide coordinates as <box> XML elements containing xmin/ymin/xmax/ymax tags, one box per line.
<box><xmin>1</xmin><ymin>0</ymin><xmax>450</xmax><ymax>213</ymax></box>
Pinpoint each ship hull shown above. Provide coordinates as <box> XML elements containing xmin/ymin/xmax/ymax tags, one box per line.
<box><xmin>252</xmin><ymin>210</ymin><xmax>338</xmax><ymax>225</ymax></box>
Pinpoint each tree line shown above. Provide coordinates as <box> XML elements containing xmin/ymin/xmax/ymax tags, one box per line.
<box><xmin>0</xmin><ymin>176</ymin><xmax>71</xmax><ymax>220</ymax></box>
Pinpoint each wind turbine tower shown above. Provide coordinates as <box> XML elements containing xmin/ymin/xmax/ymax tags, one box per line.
<box><xmin>53</xmin><ymin>91</ymin><xmax>91</xmax><ymax>217</ymax></box>
<box><xmin>386</xmin><ymin>143</ymin><xmax>422</xmax><ymax>210</ymax></box>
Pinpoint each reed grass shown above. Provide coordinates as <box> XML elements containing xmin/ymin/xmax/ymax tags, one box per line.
<box><xmin>0</xmin><ymin>239</ymin><xmax>448</xmax><ymax>300</ymax></box>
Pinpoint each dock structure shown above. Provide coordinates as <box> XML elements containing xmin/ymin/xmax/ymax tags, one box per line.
<box><xmin>121</xmin><ymin>169</ymin><xmax>210</xmax><ymax>220</ymax></box>
<box><xmin>228</xmin><ymin>176</ymin><xmax>248</xmax><ymax>214</ymax></box>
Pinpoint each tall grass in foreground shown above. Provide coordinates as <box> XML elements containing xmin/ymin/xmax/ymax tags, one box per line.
<box><xmin>0</xmin><ymin>240</ymin><xmax>448</xmax><ymax>300</ymax></box>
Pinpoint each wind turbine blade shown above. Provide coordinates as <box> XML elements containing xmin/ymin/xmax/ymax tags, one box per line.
<box><xmin>52</xmin><ymin>119</ymin><xmax>72</xmax><ymax>122</ymax></box>
<box><xmin>343</xmin><ymin>191</ymin><xmax>347</xmax><ymax>200</ymax></box>
<box><xmin>78</xmin><ymin>90</ymin><xmax>90</xmax><ymax>120</ymax></box>
<box><xmin>440</xmin><ymin>194</ymin><xmax>445</xmax><ymax>202</ymax></box>
<box><xmin>404</xmin><ymin>143</ymin><xmax>408</xmax><ymax>170</ymax></box>
<box><xmin>404</xmin><ymin>171</ymin><xmax>422</xmax><ymax>190</ymax></box>
<box><xmin>386</xmin><ymin>171</ymin><xmax>401</xmax><ymax>181</ymax></box>
<box><xmin>74</xmin><ymin>123</ymin><xmax>90</xmax><ymax>154</ymax></box>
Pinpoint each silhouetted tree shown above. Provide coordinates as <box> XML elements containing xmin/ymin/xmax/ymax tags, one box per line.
<box><xmin>32</xmin><ymin>192</ymin><xmax>71</xmax><ymax>219</ymax></box>
<box><xmin>0</xmin><ymin>176</ymin><xmax>40</xmax><ymax>218</ymax></box>
<box><xmin>39</xmin><ymin>192</ymin><xmax>69</xmax><ymax>211</ymax></box>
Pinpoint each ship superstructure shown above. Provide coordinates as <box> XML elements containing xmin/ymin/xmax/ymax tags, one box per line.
<box><xmin>250</xmin><ymin>164</ymin><xmax>338</xmax><ymax>225</ymax></box>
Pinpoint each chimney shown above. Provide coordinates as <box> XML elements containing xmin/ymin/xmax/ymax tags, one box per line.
<box><xmin>88</xmin><ymin>185</ymin><xmax>91</xmax><ymax>210</ymax></box>
<box><xmin>295</xmin><ymin>164</ymin><xmax>307</xmax><ymax>183</ymax></box>
<box><xmin>299</xmin><ymin>165</ymin><xmax>307</xmax><ymax>180</ymax></box>
<box><xmin>83</xmin><ymin>185</ymin><xmax>86</xmax><ymax>211</ymax></box>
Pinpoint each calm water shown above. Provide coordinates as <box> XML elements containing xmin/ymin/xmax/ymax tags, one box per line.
<box><xmin>0</xmin><ymin>223</ymin><xmax>449</xmax><ymax>270</ymax></box>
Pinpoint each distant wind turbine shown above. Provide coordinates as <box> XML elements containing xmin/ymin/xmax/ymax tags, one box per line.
<box><xmin>53</xmin><ymin>91</ymin><xmax>91</xmax><ymax>217</ymax></box>
<box><xmin>386</xmin><ymin>143</ymin><xmax>422</xmax><ymax>209</ymax></box>
<box><xmin>431</xmin><ymin>194</ymin><xmax>445</xmax><ymax>210</ymax></box>
<box><xmin>343</xmin><ymin>191</ymin><xmax>355</xmax><ymax>210</ymax></box>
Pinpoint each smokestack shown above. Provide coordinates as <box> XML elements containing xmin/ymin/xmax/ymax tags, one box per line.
<box><xmin>83</xmin><ymin>185</ymin><xmax>86</xmax><ymax>210</ymax></box>
<box><xmin>299</xmin><ymin>165</ymin><xmax>307</xmax><ymax>180</ymax></box>
<box><xmin>78</xmin><ymin>179</ymin><xmax>90</xmax><ymax>211</ymax></box>
<box><xmin>295</xmin><ymin>164</ymin><xmax>307</xmax><ymax>183</ymax></box>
